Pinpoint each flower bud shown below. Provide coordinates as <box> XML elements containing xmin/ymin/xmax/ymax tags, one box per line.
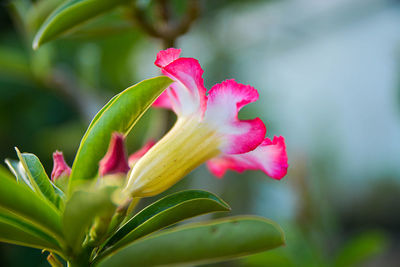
<box><xmin>99</xmin><ymin>133</ymin><xmax>130</xmax><ymax>176</ymax></box>
<box><xmin>51</xmin><ymin>151</ymin><xmax>71</xmax><ymax>181</ymax></box>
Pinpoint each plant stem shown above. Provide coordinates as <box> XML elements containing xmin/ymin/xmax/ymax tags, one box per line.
<box><xmin>67</xmin><ymin>257</ymin><xmax>89</xmax><ymax>267</ymax></box>
<box><xmin>130</xmin><ymin>0</ymin><xmax>200</xmax><ymax>49</ymax></box>
<box><xmin>67</xmin><ymin>246</ymin><xmax>92</xmax><ymax>267</ymax></box>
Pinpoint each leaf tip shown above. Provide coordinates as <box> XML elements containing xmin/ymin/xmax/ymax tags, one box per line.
<box><xmin>32</xmin><ymin>35</ymin><xmax>41</xmax><ymax>50</ymax></box>
<box><xmin>14</xmin><ymin>147</ymin><xmax>22</xmax><ymax>156</ymax></box>
<box><xmin>218</xmin><ymin>201</ymin><xmax>231</xmax><ymax>212</ymax></box>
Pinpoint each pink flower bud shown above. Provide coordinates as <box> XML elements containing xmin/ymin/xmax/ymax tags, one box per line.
<box><xmin>99</xmin><ymin>133</ymin><xmax>130</xmax><ymax>176</ymax></box>
<box><xmin>51</xmin><ymin>151</ymin><xmax>71</xmax><ymax>181</ymax></box>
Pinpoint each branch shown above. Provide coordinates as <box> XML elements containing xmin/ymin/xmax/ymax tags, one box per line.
<box><xmin>130</xmin><ymin>0</ymin><xmax>201</xmax><ymax>49</ymax></box>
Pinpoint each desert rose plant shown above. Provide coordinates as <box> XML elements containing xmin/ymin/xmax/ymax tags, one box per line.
<box><xmin>1</xmin><ymin>47</ymin><xmax>288</xmax><ymax>266</ymax></box>
<box><xmin>1</xmin><ymin>1</ymin><xmax>288</xmax><ymax>265</ymax></box>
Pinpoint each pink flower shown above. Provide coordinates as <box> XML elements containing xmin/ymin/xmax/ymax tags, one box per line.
<box><xmin>51</xmin><ymin>151</ymin><xmax>71</xmax><ymax>181</ymax></box>
<box><xmin>125</xmin><ymin>48</ymin><xmax>288</xmax><ymax>197</ymax></box>
<box><xmin>99</xmin><ymin>133</ymin><xmax>130</xmax><ymax>176</ymax></box>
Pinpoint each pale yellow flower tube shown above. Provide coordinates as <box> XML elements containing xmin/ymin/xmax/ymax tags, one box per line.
<box><xmin>125</xmin><ymin>115</ymin><xmax>221</xmax><ymax>197</ymax></box>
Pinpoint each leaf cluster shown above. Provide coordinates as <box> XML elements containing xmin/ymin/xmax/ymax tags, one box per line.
<box><xmin>1</xmin><ymin>76</ymin><xmax>285</xmax><ymax>266</ymax></box>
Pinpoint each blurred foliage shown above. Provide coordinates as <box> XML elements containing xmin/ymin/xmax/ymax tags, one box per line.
<box><xmin>240</xmin><ymin>229</ymin><xmax>388</xmax><ymax>267</ymax></box>
<box><xmin>0</xmin><ymin>0</ymin><xmax>398</xmax><ymax>266</ymax></box>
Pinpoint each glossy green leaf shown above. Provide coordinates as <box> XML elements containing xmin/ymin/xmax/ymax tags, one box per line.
<box><xmin>0</xmin><ymin>207</ymin><xmax>61</xmax><ymax>251</ymax></box>
<box><xmin>16</xmin><ymin>150</ymin><xmax>64</xmax><ymax>209</ymax></box>
<box><xmin>69</xmin><ymin>76</ymin><xmax>172</xmax><ymax>192</ymax></box>
<box><xmin>96</xmin><ymin>216</ymin><xmax>285</xmax><ymax>266</ymax></box>
<box><xmin>33</xmin><ymin>0</ymin><xmax>131</xmax><ymax>49</ymax></box>
<box><xmin>26</xmin><ymin>0</ymin><xmax>64</xmax><ymax>34</ymax></box>
<box><xmin>62</xmin><ymin>186</ymin><xmax>117</xmax><ymax>252</ymax></box>
<box><xmin>0</xmin><ymin>172</ymin><xmax>63</xmax><ymax>241</ymax></box>
<box><xmin>98</xmin><ymin>190</ymin><xmax>231</xmax><ymax>258</ymax></box>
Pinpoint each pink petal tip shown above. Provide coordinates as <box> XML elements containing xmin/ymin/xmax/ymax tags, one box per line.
<box><xmin>154</xmin><ymin>48</ymin><xmax>207</xmax><ymax>116</ymax></box>
<box><xmin>206</xmin><ymin>136</ymin><xmax>288</xmax><ymax>180</ymax></box>
<box><xmin>51</xmin><ymin>151</ymin><xmax>71</xmax><ymax>181</ymax></box>
<box><xmin>155</xmin><ymin>48</ymin><xmax>182</xmax><ymax>68</ymax></box>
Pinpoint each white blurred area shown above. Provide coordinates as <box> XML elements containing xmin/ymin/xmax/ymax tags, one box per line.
<box><xmin>183</xmin><ymin>0</ymin><xmax>400</xmax><ymax>218</ymax></box>
<box><xmin>133</xmin><ymin>0</ymin><xmax>400</xmax><ymax>219</ymax></box>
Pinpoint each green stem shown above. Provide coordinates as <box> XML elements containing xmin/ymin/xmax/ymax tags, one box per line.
<box><xmin>67</xmin><ymin>247</ymin><xmax>92</xmax><ymax>267</ymax></box>
<box><xmin>67</xmin><ymin>257</ymin><xmax>89</xmax><ymax>267</ymax></box>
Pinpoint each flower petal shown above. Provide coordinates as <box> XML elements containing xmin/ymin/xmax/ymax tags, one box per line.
<box><xmin>204</xmin><ymin>79</ymin><xmax>266</xmax><ymax>154</ymax></box>
<box><xmin>155</xmin><ymin>48</ymin><xmax>181</xmax><ymax>68</ymax></box>
<box><xmin>152</xmin><ymin>91</ymin><xmax>173</xmax><ymax>109</ymax></box>
<box><xmin>128</xmin><ymin>139</ymin><xmax>156</xmax><ymax>166</ymax></box>
<box><xmin>206</xmin><ymin>136</ymin><xmax>288</xmax><ymax>180</ymax></box>
<box><xmin>154</xmin><ymin>48</ymin><xmax>207</xmax><ymax>117</ymax></box>
<box><xmin>206</xmin><ymin>157</ymin><xmax>239</xmax><ymax>179</ymax></box>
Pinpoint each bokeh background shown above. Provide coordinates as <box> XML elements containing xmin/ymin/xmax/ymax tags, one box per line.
<box><xmin>1</xmin><ymin>0</ymin><xmax>399</xmax><ymax>266</ymax></box>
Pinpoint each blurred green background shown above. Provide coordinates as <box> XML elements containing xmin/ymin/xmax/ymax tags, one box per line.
<box><xmin>1</xmin><ymin>0</ymin><xmax>399</xmax><ymax>266</ymax></box>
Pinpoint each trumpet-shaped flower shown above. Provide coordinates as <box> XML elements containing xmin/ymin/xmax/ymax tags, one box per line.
<box><xmin>51</xmin><ymin>151</ymin><xmax>71</xmax><ymax>181</ymax></box>
<box><xmin>125</xmin><ymin>48</ymin><xmax>288</xmax><ymax>197</ymax></box>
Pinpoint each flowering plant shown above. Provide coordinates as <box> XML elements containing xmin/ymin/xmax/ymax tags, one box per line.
<box><xmin>0</xmin><ymin>49</ymin><xmax>288</xmax><ymax>266</ymax></box>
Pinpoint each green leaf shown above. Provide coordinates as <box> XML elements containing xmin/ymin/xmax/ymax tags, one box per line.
<box><xmin>0</xmin><ymin>172</ymin><xmax>63</xmax><ymax>241</ymax></box>
<box><xmin>0</xmin><ymin>207</ymin><xmax>62</xmax><ymax>251</ymax></box>
<box><xmin>16</xmin><ymin>149</ymin><xmax>64</xmax><ymax>209</ymax></box>
<box><xmin>0</xmin><ymin>165</ymin><xmax>13</xmax><ymax>180</ymax></box>
<box><xmin>0</xmin><ymin>45</ymin><xmax>32</xmax><ymax>80</ymax></box>
<box><xmin>334</xmin><ymin>230</ymin><xmax>388</xmax><ymax>267</ymax></box>
<box><xmin>95</xmin><ymin>216</ymin><xmax>285</xmax><ymax>266</ymax></box>
<box><xmin>98</xmin><ymin>190</ymin><xmax>231</xmax><ymax>258</ymax></box>
<box><xmin>26</xmin><ymin>0</ymin><xmax>64</xmax><ymax>34</ymax></box>
<box><xmin>62</xmin><ymin>186</ymin><xmax>117</xmax><ymax>252</ymax></box>
<box><xmin>68</xmin><ymin>76</ymin><xmax>172</xmax><ymax>192</ymax></box>
<box><xmin>33</xmin><ymin>0</ymin><xmax>131</xmax><ymax>49</ymax></box>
